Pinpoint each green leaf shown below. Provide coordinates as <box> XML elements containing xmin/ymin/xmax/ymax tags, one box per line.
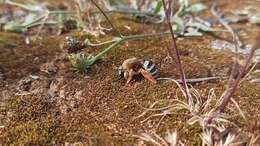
<box><xmin>186</xmin><ymin>3</ymin><xmax>207</xmax><ymax>13</ymax></box>
<box><xmin>174</xmin><ymin>3</ymin><xmax>186</xmax><ymax>17</ymax></box>
<box><xmin>22</xmin><ymin>13</ymin><xmax>39</xmax><ymax>26</ymax></box>
<box><xmin>77</xmin><ymin>0</ymin><xmax>86</xmax><ymax>11</ymax></box>
<box><xmin>5</xmin><ymin>0</ymin><xmax>47</xmax><ymax>12</ymax></box>
<box><xmin>68</xmin><ymin>53</ymin><xmax>97</xmax><ymax>72</ymax></box>
<box><xmin>112</xmin><ymin>37</ymin><xmax>122</xmax><ymax>41</ymax></box>
<box><xmin>234</xmin><ymin>6</ymin><xmax>252</xmax><ymax>16</ymax></box>
<box><xmin>249</xmin><ymin>14</ymin><xmax>260</xmax><ymax>24</ymax></box>
<box><xmin>107</xmin><ymin>0</ymin><xmax>114</xmax><ymax>5</ymax></box>
<box><xmin>178</xmin><ymin>0</ymin><xmax>189</xmax><ymax>7</ymax></box>
<box><xmin>103</xmin><ymin>0</ymin><xmax>118</xmax><ymax>10</ymax></box>
<box><xmin>186</xmin><ymin>22</ymin><xmax>215</xmax><ymax>32</ymax></box>
<box><xmin>184</xmin><ymin>27</ymin><xmax>203</xmax><ymax>36</ymax></box>
<box><xmin>57</xmin><ymin>13</ymin><xmax>68</xmax><ymax>24</ymax></box>
<box><xmin>102</xmin><ymin>0</ymin><xmax>112</xmax><ymax>10</ymax></box>
<box><xmin>153</xmin><ymin>1</ymin><xmax>162</xmax><ymax>14</ymax></box>
<box><xmin>172</xmin><ymin>16</ymin><xmax>185</xmax><ymax>34</ymax></box>
<box><xmin>4</xmin><ymin>21</ymin><xmax>27</xmax><ymax>33</ymax></box>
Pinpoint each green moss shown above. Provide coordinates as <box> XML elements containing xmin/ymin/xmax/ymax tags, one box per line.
<box><xmin>180</xmin><ymin>123</ymin><xmax>202</xmax><ymax>145</ymax></box>
<box><xmin>0</xmin><ymin>32</ymin><xmax>23</xmax><ymax>46</ymax></box>
<box><xmin>1</xmin><ymin>96</ymin><xmax>57</xmax><ymax>144</ymax></box>
<box><xmin>1</xmin><ymin>121</ymin><xmax>39</xmax><ymax>145</ymax></box>
<box><xmin>7</xmin><ymin>95</ymin><xmax>54</xmax><ymax>122</ymax></box>
<box><xmin>1</xmin><ymin>94</ymin><xmax>136</xmax><ymax>146</ymax></box>
<box><xmin>181</xmin><ymin>56</ymin><xmax>212</xmax><ymax>78</ymax></box>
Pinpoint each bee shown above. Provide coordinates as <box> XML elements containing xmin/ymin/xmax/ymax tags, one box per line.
<box><xmin>118</xmin><ymin>57</ymin><xmax>159</xmax><ymax>84</ymax></box>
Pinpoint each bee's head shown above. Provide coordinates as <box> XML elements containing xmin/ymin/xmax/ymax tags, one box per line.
<box><xmin>117</xmin><ymin>66</ymin><xmax>124</xmax><ymax>78</ymax></box>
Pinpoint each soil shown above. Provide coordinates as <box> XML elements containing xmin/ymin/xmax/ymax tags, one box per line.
<box><xmin>0</xmin><ymin>0</ymin><xmax>260</xmax><ymax>145</ymax></box>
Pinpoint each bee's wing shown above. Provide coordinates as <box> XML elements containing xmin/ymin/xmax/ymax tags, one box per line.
<box><xmin>139</xmin><ymin>69</ymin><xmax>157</xmax><ymax>84</ymax></box>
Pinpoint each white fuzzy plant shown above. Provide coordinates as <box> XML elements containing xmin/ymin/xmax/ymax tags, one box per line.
<box><xmin>135</xmin><ymin>77</ymin><xmax>247</xmax><ymax>145</ymax></box>
<box><xmin>135</xmin><ymin>130</ymin><xmax>184</xmax><ymax>146</ymax></box>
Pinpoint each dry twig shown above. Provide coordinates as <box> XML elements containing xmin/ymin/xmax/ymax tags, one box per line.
<box><xmin>206</xmin><ymin>34</ymin><xmax>260</xmax><ymax>124</ymax></box>
<box><xmin>162</xmin><ymin>0</ymin><xmax>192</xmax><ymax>104</ymax></box>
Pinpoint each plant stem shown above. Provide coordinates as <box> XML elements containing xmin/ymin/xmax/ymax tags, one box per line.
<box><xmin>85</xmin><ymin>39</ymin><xmax>117</xmax><ymax>47</ymax></box>
<box><xmin>26</xmin><ymin>21</ymin><xmax>58</xmax><ymax>29</ymax></box>
<box><xmin>88</xmin><ymin>32</ymin><xmax>172</xmax><ymax>65</ymax></box>
<box><xmin>206</xmin><ymin>35</ymin><xmax>260</xmax><ymax>124</ymax></box>
<box><xmin>106</xmin><ymin>9</ymin><xmax>159</xmax><ymax>16</ymax></box>
<box><xmin>5</xmin><ymin>0</ymin><xmax>39</xmax><ymax>12</ymax></box>
<box><xmin>48</xmin><ymin>11</ymin><xmax>75</xmax><ymax>15</ymax></box>
<box><xmin>123</xmin><ymin>32</ymin><xmax>171</xmax><ymax>40</ymax></box>
<box><xmin>90</xmin><ymin>0</ymin><xmax>123</xmax><ymax>38</ymax></box>
<box><xmin>162</xmin><ymin>0</ymin><xmax>192</xmax><ymax>104</ymax></box>
<box><xmin>89</xmin><ymin>40</ymin><xmax>122</xmax><ymax>64</ymax></box>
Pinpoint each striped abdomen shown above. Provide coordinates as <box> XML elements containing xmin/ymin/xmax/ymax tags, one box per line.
<box><xmin>142</xmin><ymin>59</ymin><xmax>159</xmax><ymax>78</ymax></box>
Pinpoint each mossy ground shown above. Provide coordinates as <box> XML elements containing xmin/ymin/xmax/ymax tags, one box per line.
<box><xmin>1</xmin><ymin>0</ymin><xmax>260</xmax><ymax>145</ymax></box>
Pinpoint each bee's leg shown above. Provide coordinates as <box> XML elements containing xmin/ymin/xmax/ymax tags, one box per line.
<box><xmin>123</xmin><ymin>71</ymin><xmax>129</xmax><ymax>81</ymax></box>
<box><xmin>126</xmin><ymin>70</ymin><xmax>134</xmax><ymax>84</ymax></box>
<box><xmin>139</xmin><ymin>69</ymin><xmax>157</xmax><ymax>84</ymax></box>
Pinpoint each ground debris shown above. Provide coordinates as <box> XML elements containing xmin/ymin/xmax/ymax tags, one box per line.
<box><xmin>0</xmin><ymin>66</ymin><xmax>5</xmax><ymax>81</ymax></box>
<box><xmin>60</xmin><ymin>36</ymin><xmax>85</xmax><ymax>54</ymax></box>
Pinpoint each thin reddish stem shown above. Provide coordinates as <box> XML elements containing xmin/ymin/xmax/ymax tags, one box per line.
<box><xmin>206</xmin><ymin>35</ymin><xmax>260</xmax><ymax>124</ymax></box>
<box><xmin>162</xmin><ymin>0</ymin><xmax>192</xmax><ymax>104</ymax></box>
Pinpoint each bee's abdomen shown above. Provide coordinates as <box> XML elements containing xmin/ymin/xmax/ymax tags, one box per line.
<box><xmin>142</xmin><ymin>59</ymin><xmax>159</xmax><ymax>78</ymax></box>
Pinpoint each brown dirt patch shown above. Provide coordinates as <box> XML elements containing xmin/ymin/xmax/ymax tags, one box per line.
<box><xmin>0</xmin><ymin>0</ymin><xmax>260</xmax><ymax>145</ymax></box>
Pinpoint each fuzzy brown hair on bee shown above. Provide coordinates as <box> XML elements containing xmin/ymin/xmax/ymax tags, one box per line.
<box><xmin>118</xmin><ymin>57</ymin><xmax>159</xmax><ymax>84</ymax></box>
